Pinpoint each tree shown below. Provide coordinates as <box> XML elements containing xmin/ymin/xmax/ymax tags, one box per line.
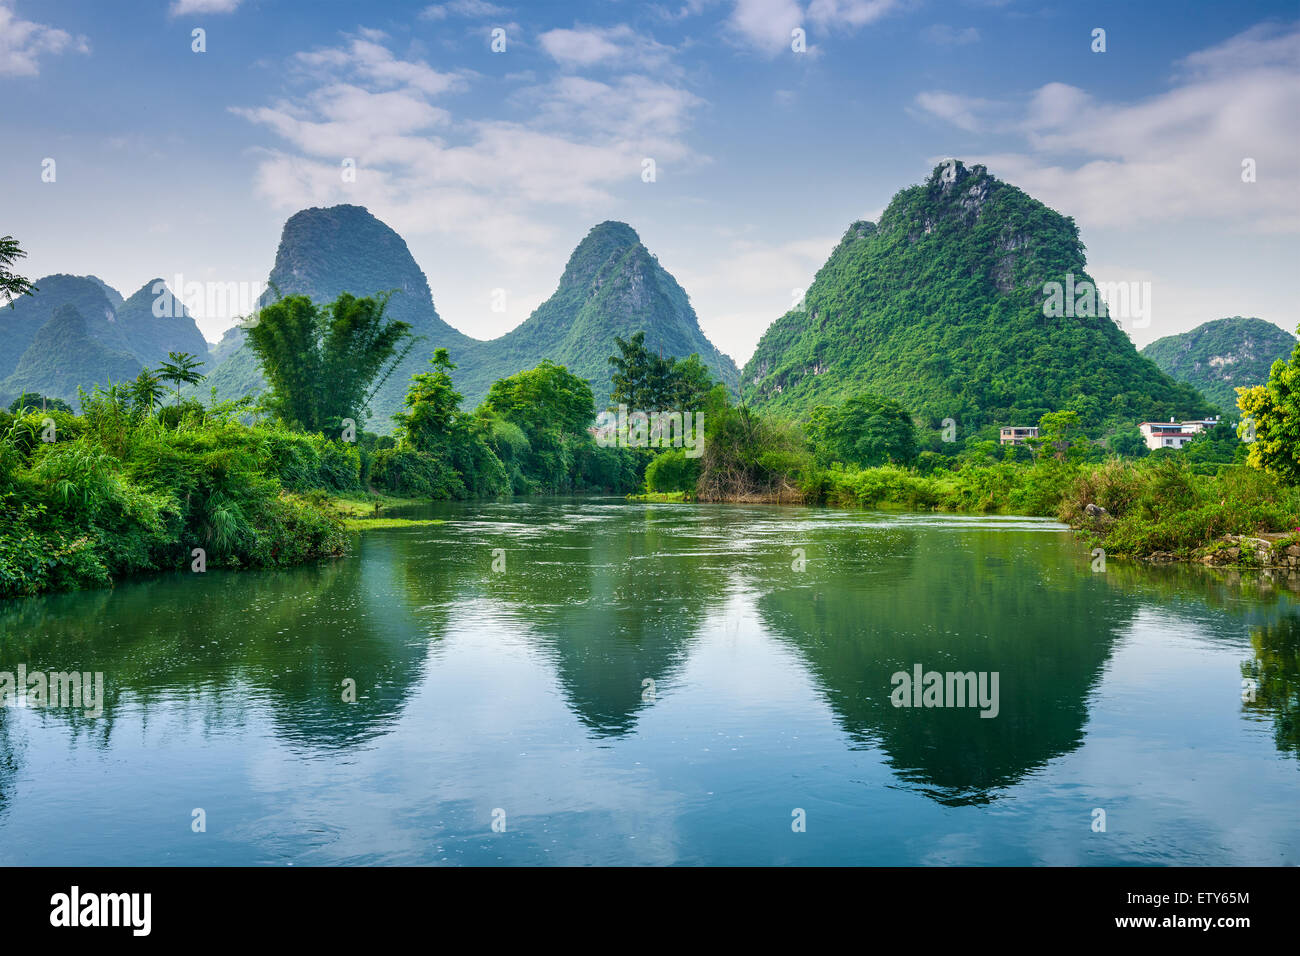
<box><xmin>391</xmin><ymin>349</ymin><xmax>509</xmax><ymax>499</ymax></box>
<box><xmin>156</xmin><ymin>351</ymin><xmax>206</xmax><ymax>405</ymax></box>
<box><xmin>1032</xmin><ymin>410</ymin><xmax>1087</xmax><ymax>462</ymax></box>
<box><xmin>478</xmin><ymin>361</ymin><xmax>596</xmax><ymax>491</ymax></box>
<box><xmin>806</xmin><ymin>393</ymin><xmax>918</xmax><ymax>467</ymax></box>
<box><xmin>0</xmin><ymin>236</ymin><xmax>36</xmax><ymax>307</ymax></box>
<box><xmin>1237</xmin><ymin>332</ymin><xmax>1300</xmax><ymax>484</ymax></box>
<box><xmin>1106</xmin><ymin>426</ymin><xmax>1148</xmax><ymax>459</ymax></box>
<box><xmin>8</xmin><ymin>393</ymin><xmax>72</xmax><ymax>415</ymax></box>
<box><xmin>609</xmin><ymin>331</ymin><xmax>716</xmax><ymax>412</ymax></box>
<box><xmin>394</xmin><ymin>348</ymin><xmax>465</xmax><ymax>448</ymax></box>
<box><xmin>481</xmin><ymin>360</ymin><xmax>595</xmax><ymax>437</ymax></box>
<box><xmin>246</xmin><ymin>292</ymin><xmax>412</xmax><ymax>433</ymax></box>
<box><xmin>126</xmin><ymin>369</ymin><xmax>165</xmax><ymax>413</ymax></box>
<box><xmin>668</xmin><ymin>354</ymin><xmax>716</xmax><ymax>411</ymax></box>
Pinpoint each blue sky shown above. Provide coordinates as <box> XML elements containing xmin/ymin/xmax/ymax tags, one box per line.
<box><xmin>3</xmin><ymin>0</ymin><xmax>1298</xmax><ymax>363</ymax></box>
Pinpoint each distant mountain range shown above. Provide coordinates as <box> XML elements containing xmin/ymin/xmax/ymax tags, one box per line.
<box><xmin>1140</xmin><ymin>317</ymin><xmax>1296</xmax><ymax>414</ymax></box>
<box><xmin>0</xmin><ymin>274</ymin><xmax>208</xmax><ymax>405</ymax></box>
<box><xmin>741</xmin><ymin>160</ymin><xmax>1213</xmax><ymax>431</ymax></box>
<box><xmin>202</xmin><ymin>207</ymin><xmax>738</xmax><ymax>428</ymax></box>
<box><xmin>5</xmin><ymin>164</ymin><xmax>1290</xmax><ymax>434</ymax></box>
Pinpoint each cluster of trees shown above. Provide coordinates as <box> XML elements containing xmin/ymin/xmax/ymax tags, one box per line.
<box><xmin>608</xmin><ymin>331</ymin><xmax>715</xmax><ymax>411</ymax></box>
<box><xmin>371</xmin><ymin>351</ymin><xmax>636</xmax><ymax>499</ymax></box>
<box><xmin>1238</xmin><ymin>332</ymin><xmax>1300</xmax><ymax>485</ymax></box>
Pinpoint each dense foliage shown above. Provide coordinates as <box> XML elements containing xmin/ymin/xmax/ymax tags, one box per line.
<box><xmin>805</xmin><ymin>393</ymin><xmax>917</xmax><ymax>467</ymax></box>
<box><xmin>0</xmin><ymin>388</ymin><xmax>350</xmax><ymax>598</ymax></box>
<box><xmin>376</xmin><ymin>350</ymin><xmax>638</xmax><ymax>498</ymax></box>
<box><xmin>742</xmin><ymin>162</ymin><xmax>1212</xmax><ymax>433</ymax></box>
<box><xmin>246</xmin><ymin>292</ymin><xmax>412</xmax><ymax>434</ymax></box>
<box><xmin>1237</xmin><ymin>328</ymin><xmax>1300</xmax><ymax>485</ymax></box>
<box><xmin>608</xmin><ymin>330</ymin><xmax>716</xmax><ymax>412</ymax></box>
<box><xmin>1064</xmin><ymin>458</ymin><xmax>1300</xmax><ymax>557</ymax></box>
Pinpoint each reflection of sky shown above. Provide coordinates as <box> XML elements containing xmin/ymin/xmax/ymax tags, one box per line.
<box><xmin>1</xmin><ymin>511</ymin><xmax>1297</xmax><ymax>866</ymax></box>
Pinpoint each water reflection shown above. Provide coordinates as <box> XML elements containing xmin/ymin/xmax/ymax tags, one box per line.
<box><xmin>0</xmin><ymin>501</ymin><xmax>1297</xmax><ymax>862</ymax></box>
<box><xmin>1243</xmin><ymin>614</ymin><xmax>1300</xmax><ymax>760</ymax></box>
<box><xmin>756</xmin><ymin>526</ymin><xmax>1126</xmax><ymax>804</ymax></box>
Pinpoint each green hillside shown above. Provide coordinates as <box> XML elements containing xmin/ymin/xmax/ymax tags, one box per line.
<box><xmin>114</xmin><ymin>279</ymin><xmax>212</xmax><ymax>369</ymax></box>
<box><xmin>1141</xmin><ymin>317</ymin><xmax>1296</xmax><ymax>414</ymax></box>
<box><xmin>455</xmin><ymin>220</ymin><xmax>739</xmax><ymax>409</ymax></box>
<box><xmin>741</xmin><ymin>161</ymin><xmax>1212</xmax><ymax>431</ymax></box>
<box><xmin>0</xmin><ymin>273</ymin><xmax>209</xmax><ymax>404</ymax></box>
<box><xmin>204</xmin><ymin>209</ymin><xmax>738</xmax><ymax>428</ymax></box>
<box><xmin>1</xmin><ymin>304</ymin><xmax>143</xmax><ymax>402</ymax></box>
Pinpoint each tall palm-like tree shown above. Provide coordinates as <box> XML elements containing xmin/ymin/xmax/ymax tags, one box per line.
<box><xmin>156</xmin><ymin>351</ymin><xmax>206</xmax><ymax>405</ymax></box>
<box><xmin>127</xmin><ymin>369</ymin><xmax>165</xmax><ymax>414</ymax></box>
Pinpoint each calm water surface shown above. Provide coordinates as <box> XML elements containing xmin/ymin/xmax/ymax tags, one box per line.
<box><xmin>1</xmin><ymin>499</ymin><xmax>1297</xmax><ymax>865</ymax></box>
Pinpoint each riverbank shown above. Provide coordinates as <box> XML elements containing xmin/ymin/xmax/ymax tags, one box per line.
<box><xmin>0</xmin><ymin>398</ymin><xmax>374</xmax><ymax>598</ymax></box>
<box><xmin>642</xmin><ymin>456</ymin><xmax>1300</xmax><ymax>573</ymax></box>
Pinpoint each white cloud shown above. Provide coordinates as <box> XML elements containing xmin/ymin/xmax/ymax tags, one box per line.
<box><xmin>726</xmin><ymin>0</ymin><xmax>902</xmax><ymax>56</ymax></box>
<box><xmin>727</xmin><ymin>0</ymin><xmax>804</xmax><ymax>55</ymax></box>
<box><xmin>233</xmin><ymin>31</ymin><xmax>704</xmax><ymax>263</ymax></box>
<box><xmin>916</xmin><ymin>22</ymin><xmax>1300</xmax><ymax>234</ymax></box>
<box><xmin>419</xmin><ymin>0</ymin><xmax>509</xmax><ymax>20</ymax></box>
<box><xmin>923</xmin><ymin>24</ymin><xmax>979</xmax><ymax>46</ymax></box>
<box><xmin>913</xmin><ymin>90</ymin><xmax>998</xmax><ymax>132</ymax></box>
<box><xmin>294</xmin><ymin>32</ymin><xmax>465</xmax><ymax>97</ymax></box>
<box><xmin>807</xmin><ymin>0</ymin><xmax>900</xmax><ymax>29</ymax></box>
<box><xmin>0</xmin><ymin>1</ymin><xmax>88</xmax><ymax>76</ymax></box>
<box><xmin>538</xmin><ymin>24</ymin><xmax>680</xmax><ymax>73</ymax></box>
<box><xmin>169</xmin><ymin>0</ymin><xmax>242</xmax><ymax>15</ymax></box>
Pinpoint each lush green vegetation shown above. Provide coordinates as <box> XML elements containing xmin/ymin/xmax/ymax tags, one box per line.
<box><xmin>0</xmin><ymin>388</ymin><xmax>351</xmax><ymax>598</ymax></box>
<box><xmin>1142</xmin><ymin>317</ymin><xmax>1296</xmax><ymax>414</ymax></box>
<box><xmin>1237</xmin><ymin>328</ymin><xmax>1300</xmax><ymax>485</ymax></box>
<box><xmin>742</xmin><ymin>162</ymin><xmax>1212</xmax><ymax>437</ymax></box>
<box><xmin>246</xmin><ymin>291</ymin><xmax>414</xmax><ymax>434</ymax></box>
<box><xmin>1063</xmin><ymin>458</ymin><xmax>1300</xmax><ymax>559</ymax></box>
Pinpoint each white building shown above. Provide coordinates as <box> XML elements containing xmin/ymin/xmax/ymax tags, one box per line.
<box><xmin>1138</xmin><ymin>417</ymin><xmax>1221</xmax><ymax>450</ymax></box>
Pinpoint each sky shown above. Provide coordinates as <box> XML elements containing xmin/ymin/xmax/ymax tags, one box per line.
<box><xmin>2</xmin><ymin>0</ymin><xmax>1298</xmax><ymax>365</ymax></box>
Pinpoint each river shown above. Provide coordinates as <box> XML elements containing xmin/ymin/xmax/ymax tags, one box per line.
<box><xmin>0</xmin><ymin>499</ymin><xmax>1296</xmax><ymax>865</ymax></box>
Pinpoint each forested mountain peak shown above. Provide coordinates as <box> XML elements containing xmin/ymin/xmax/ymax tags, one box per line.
<box><xmin>741</xmin><ymin>161</ymin><xmax>1208</xmax><ymax>430</ymax></box>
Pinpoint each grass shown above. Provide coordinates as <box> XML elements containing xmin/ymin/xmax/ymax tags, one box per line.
<box><xmin>341</xmin><ymin>516</ymin><xmax>447</xmax><ymax>530</ymax></box>
<box><xmin>328</xmin><ymin>491</ymin><xmax>419</xmax><ymax>519</ymax></box>
<box><xmin>626</xmin><ymin>490</ymin><xmax>693</xmax><ymax>502</ymax></box>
